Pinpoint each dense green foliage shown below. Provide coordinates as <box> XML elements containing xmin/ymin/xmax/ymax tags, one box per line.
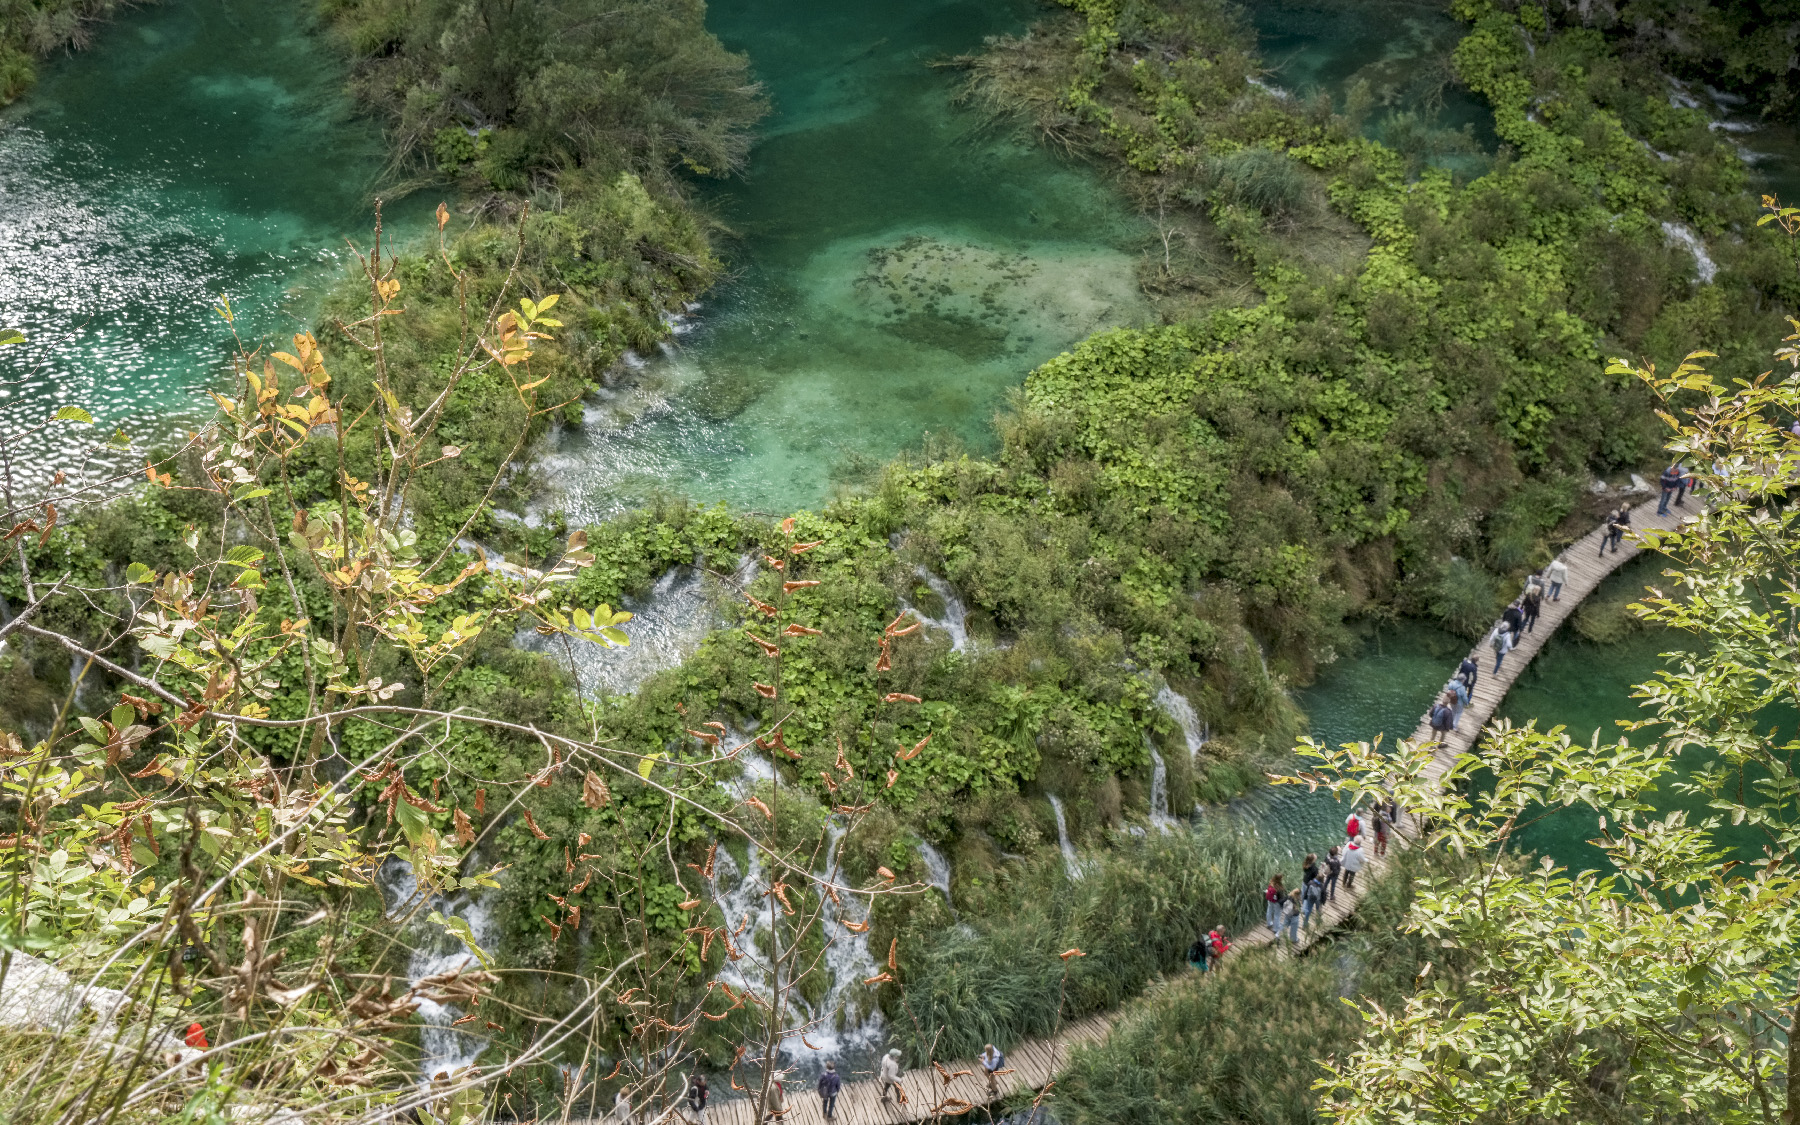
<box><xmin>1561</xmin><ymin>0</ymin><xmax>1800</xmax><ymax>120</ymax></box>
<box><xmin>890</xmin><ymin>822</ymin><xmax>1269</xmax><ymax>1065</ymax></box>
<box><xmin>1048</xmin><ymin>847</ymin><xmax>1469</xmax><ymax>1125</ymax></box>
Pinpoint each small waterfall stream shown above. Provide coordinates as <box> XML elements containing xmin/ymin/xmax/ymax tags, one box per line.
<box><xmin>917</xmin><ymin>842</ymin><xmax>954</xmax><ymax>913</ymax></box>
<box><xmin>1047</xmin><ymin>795</ymin><xmax>1082</xmax><ymax>880</ymax></box>
<box><xmin>381</xmin><ymin>861</ymin><xmax>499</xmax><ymax>1082</ymax></box>
<box><xmin>1145</xmin><ymin>742</ymin><xmax>1176</xmax><ymax>831</ymax></box>
<box><xmin>907</xmin><ymin>567</ymin><xmax>969</xmax><ymax>652</ymax></box>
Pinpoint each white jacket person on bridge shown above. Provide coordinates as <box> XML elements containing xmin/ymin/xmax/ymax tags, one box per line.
<box><xmin>879</xmin><ymin>1048</ymin><xmax>904</xmax><ymax>1103</ymax></box>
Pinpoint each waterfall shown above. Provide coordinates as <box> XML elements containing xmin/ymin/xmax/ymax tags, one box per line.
<box><xmin>1154</xmin><ymin>685</ymin><xmax>1208</xmax><ymax>757</ymax></box>
<box><xmin>1047</xmin><ymin>796</ymin><xmax>1082</xmax><ymax>880</ymax></box>
<box><xmin>381</xmin><ymin>861</ymin><xmax>498</xmax><ymax>1082</ymax></box>
<box><xmin>1146</xmin><ymin>741</ymin><xmax>1176</xmax><ymax>832</ymax></box>
<box><xmin>1662</xmin><ymin>222</ymin><xmax>1719</xmax><ymax>284</ymax></box>
<box><xmin>917</xmin><ymin>842</ymin><xmax>954</xmax><ymax>913</ymax></box>
<box><xmin>907</xmin><ymin>567</ymin><xmax>968</xmax><ymax>652</ymax></box>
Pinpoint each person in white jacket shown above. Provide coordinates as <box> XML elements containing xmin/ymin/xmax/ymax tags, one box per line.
<box><xmin>1341</xmin><ymin>836</ymin><xmax>1366</xmax><ymax>891</ymax></box>
<box><xmin>1545</xmin><ymin>558</ymin><xmax>1569</xmax><ymax>602</ymax></box>
<box><xmin>879</xmin><ymin>1048</ymin><xmax>904</xmax><ymax>1104</ymax></box>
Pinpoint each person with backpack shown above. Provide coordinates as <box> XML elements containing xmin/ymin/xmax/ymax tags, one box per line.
<box><xmin>1602</xmin><ymin>506</ymin><xmax>1629</xmax><ymax>555</ymax></box>
<box><xmin>1302</xmin><ymin>853</ymin><xmax>1318</xmax><ymax>888</ymax></box>
<box><xmin>1373</xmin><ymin>807</ymin><xmax>1390</xmax><ymax>857</ymax></box>
<box><xmin>1187</xmin><ymin>932</ymin><xmax>1209</xmax><ymax>972</ymax></box>
<box><xmin>1458</xmin><ymin>655</ymin><xmax>1479</xmax><ymax>693</ymax></box>
<box><xmin>1489</xmin><ymin>620</ymin><xmax>1513</xmax><ymax>673</ymax></box>
<box><xmin>1323</xmin><ymin>846</ymin><xmax>1343</xmax><ymax>902</ymax></box>
<box><xmin>1545</xmin><ymin>558</ymin><xmax>1568</xmax><ymax>602</ymax></box>
<box><xmin>687</xmin><ymin>1073</ymin><xmax>710</xmax><ymax>1125</ymax></box>
<box><xmin>1302</xmin><ymin>870</ymin><xmax>1325</xmax><ymax>928</ymax></box>
<box><xmin>817</xmin><ymin>1063</ymin><xmax>841</xmax><ymax>1121</ymax></box>
<box><xmin>1443</xmin><ymin>675</ymin><xmax>1470</xmax><ymax>730</ymax></box>
<box><xmin>1207</xmin><ymin>926</ymin><xmax>1229</xmax><ymax>963</ymax></box>
<box><xmin>979</xmin><ymin>1044</ymin><xmax>1006</xmax><ymax>1096</ymax></box>
<box><xmin>1280</xmin><ymin>888</ymin><xmax>1302</xmax><ymax>946</ymax></box>
<box><xmin>763</xmin><ymin>1071</ymin><xmax>787</xmax><ymax>1122</ymax></box>
<box><xmin>1263</xmin><ymin>873</ymin><xmax>1286</xmax><ymax>931</ymax></box>
<box><xmin>1429</xmin><ymin>694</ymin><xmax>1456</xmax><ymax>746</ymax></box>
<box><xmin>1342</xmin><ymin>837</ymin><xmax>1366</xmax><ymax>891</ymax></box>
<box><xmin>1345</xmin><ymin>808</ymin><xmax>1361</xmax><ymax>842</ymax></box>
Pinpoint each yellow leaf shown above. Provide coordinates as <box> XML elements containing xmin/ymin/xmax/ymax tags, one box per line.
<box><xmin>637</xmin><ymin>752</ymin><xmax>662</xmax><ymax>779</ymax></box>
<box><xmin>518</xmin><ymin>376</ymin><xmax>549</xmax><ymax>392</ymax></box>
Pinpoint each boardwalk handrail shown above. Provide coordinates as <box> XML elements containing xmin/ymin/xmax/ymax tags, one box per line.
<box><xmin>579</xmin><ymin>495</ymin><xmax>1685</xmax><ymax>1125</ymax></box>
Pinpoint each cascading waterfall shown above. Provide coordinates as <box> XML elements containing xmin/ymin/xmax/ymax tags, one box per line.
<box><xmin>1047</xmin><ymin>795</ymin><xmax>1082</xmax><ymax>880</ymax></box>
<box><xmin>708</xmin><ymin>751</ymin><xmax>884</xmax><ymax>1068</ymax></box>
<box><xmin>917</xmin><ymin>842</ymin><xmax>954</xmax><ymax>913</ymax></box>
<box><xmin>380</xmin><ymin>860</ymin><xmax>499</xmax><ymax>1082</ymax></box>
<box><xmin>1145</xmin><ymin>740</ymin><xmax>1176</xmax><ymax>831</ymax></box>
<box><xmin>907</xmin><ymin>567</ymin><xmax>969</xmax><ymax>652</ymax></box>
<box><xmin>1154</xmin><ymin>685</ymin><xmax>1208</xmax><ymax>756</ymax></box>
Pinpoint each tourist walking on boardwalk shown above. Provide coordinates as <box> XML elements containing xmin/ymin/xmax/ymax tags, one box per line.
<box><xmin>1345</xmin><ymin>807</ymin><xmax>1361</xmax><ymax>842</ymax></box>
<box><xmin>613</xmin><ymin>1090</ymin><xmax>634</xmax><ymax>1125</ymax></box>
<box><xmin>1502</xmin><ymin>599</ymin><xmax>1525</xmax><ymax>643</ymax></box>
<box><xmin>763</xmin><ymin>1071</ymin><xmax>787</xmax><ymax>1122</ymax></box>
<box><xmin>687</xmin><ymin>1074</ymin><xmax>710</xmax><ymax>1125</ymax></box>
<box><xmin>1264</xmin><ymin>874</ymin><xmax>1286</xmax><ymax>930</ymax></box>
<box><xmin>1429</xmin><ymin>693</ymin><xmax>1455</xmax><ymax>746</ymax></box>
<box><xmin>1281</xmin><ymin>888</ymin><xmax>1302</xmax><ymax>946</ymax></box>
<box><xmin>1302</xmin><ymin>852</ymin><xmax>1318</xmax><ymax>887</ymax></box>
<box><xmin>1489</xmin><ymin>620</ymin><xmax>1513</xmax><ymax>673</ymax></box>
<box><xmin>1208</xmin><ymin>925</ymin><xmax>1230</xmax><ymax>963</ymax></box>
<box><xmin>1188</xmin><ymin>931</ymin><xmax>1209</xmax><ymax>972</ymax></box>
<box><xmin>1342</xmin><ymin>836</ymin><xmax>1366</xmax><ymax>891</ymax></box>
<box><xmin>1373</xmin><ymin>806</ymin><xmax>1390</xmax><ymax>856</ymax></box>
<box><xmin>1443</xmin><ymin>674</ymin><xmax>1469</xmax><ymax>729</ymax></box>
<box><xmin>1521</xmin><ymin>584</ymin><xmax>1542</xmax><ymax>633</ymax></box>
<box><xmin>979</xmin><ymin>1044</ymin><xmax>1006</xmax><ymax>1096</ymax></box>
<box><xmin>1658</xmin><ymin>461</ymin><xmax>1684</xmax><ymax>515</ymax></box>
<box><xmin>1601</xmin><ymin>506</ymin><xmax>1629</xmax><ymax>555</ymax></box>
<box><xmin>1324</xmin><ymin>846</ymin><xmax>1343</xmax><ymax>902</ymax></box>
<box><xmin>1545</xmin><ymin>557</ymin><xmax>1568</xmax><ymax>601</ymax></box>
<box><xmin>1458</xmin><ymin>654</ymin><xmax>1479</xmax><ymax>692</ymax></box>
<box><xmin>879</xmin><ymin>1049</ymin><xmax>904</xmax><ymax>1104</ymax></box>
<box><xmin>1302</xmin><ymin>869</ymin><xmax>1325</xmax><ymax>927</ymax></box>
<box><xmin>818</xmin><ymin>1063</ymin><xmax>841</xmax><ymax>1121</ymax></box>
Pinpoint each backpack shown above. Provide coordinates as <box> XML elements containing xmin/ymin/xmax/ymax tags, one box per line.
<box><xmin>1187</xmin><ymin>939</ymin><xmax>1205</xmax><ymax>962</ymax></box>
<box><xmin>1265</xmin><ymin>884</ymin><xmax>1280</xmax><ymax>903</ymax></box>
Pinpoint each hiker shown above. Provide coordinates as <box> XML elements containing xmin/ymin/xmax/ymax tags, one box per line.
<box><xmin>979</xmin><ymin>1044</ymin><xmax>1006</xmax><ymax>1096</ymax></box>
<box><xmin>764</xmin><ymin>1071</ymin><xmax>787</xmax><ymax>1122</ymax></box>
<box><xmin>1443</xmin><ymin>675</ymin><xmax>1469</xmax><ymax>729</ymax></box>
<box><xmin>1345</xmin><ymin>807</ymin><xmax>1362</xmax><ymax>842</ymax></box>
<box><xmin>1489</xmin><ymin>620</ymin><xmax>1513</xmax><ymax>674</ymax></box>
<box><xmin>1429</xmin><ymin>693</ymin><xmax>1455</xmax><ymax>746</ymax></box>
<box><xmin>1342</xmin><ymin>836</ymin><xmax>1366</xmax><ymax>891</ymax></box>
<box><xmin>1457</xmin><ymin>654</ymin><xmax>1479</xmax><ymax>692</ymax></box>
<box><xmin>1373</xmin><ymin>806</ymin><xmax>1390</xmax><ymax>856</ymax></box>
<box><xmin>1522</xmin><ymin>584</ymin><xmax>1542</xmax><ymax>633</ymax></box>
<box><xmin>1302</xmin><ymin>870</ymin><xmax>1325</xmax><ymax>928</ymax></box>
<box><xmin>1545</xmin><ymin>557</ymin><xmax>1568</xmax><ymax>602</ymax></box>
<box><xmin>1302</xmin><ymin>852</ymin><xmax>1319</xmax><ymax>888</ymax></box>
<box><xmin>879</xmin><ymin>1048</ymin><xmax>905</xmax><ymax>1103</ymax></box>
<box><xmin>1658</xmin><ymin>461</ymin><xmax>1684</xmax><ymax>515</ymax></box>
<box><xmin>1208</xmin><ymin>925</ymin><xmax>1230</xmax><ymax>963</ymax></box>
<box><xmin>687</xmin><ymin>1073</ymin><xmax>710</xmax><ymax>1125</ymax></box>
<box><xmin>1502</xmin><ymin>599</ymin><xmax>1525</xmax><ymax>643</ymax></box>
<box><xmin>1264</xmin><ymin>873</ymin><xmax>1286</xmax><ymax>931</ymax></box>
<box><xmin>818</xmin><ymin>1063</ymin><xmax>841</xmax><ymax>1121</ymax></box>
<box><xmin>1323</xmin><ymin>846</ymin><xmax>1343</xmax><ymax>902</ymax></box>
<box><xmin>1281</xmin><ymin>888</ymin><xmax>1302</xmax><ymax>946</ymax></box>
<box><xmin>1601</xmin><ymin>506</ymin><xmax>1629</xmax><ymax>555</ymax></box>
<box><xmin>1187</xmin><ymin>932</ymin><xmax>1209</xmax><ymax>972</ymax></box>
<box><xmin>1523</xmin><ymin>569</ymin><xmax>1545</xmax><ymax>601</ymax></box>
<box><xmin>613</xmin><ymin>1090</ymin><xmax>634</xmax><ymax>1125</ymax></box>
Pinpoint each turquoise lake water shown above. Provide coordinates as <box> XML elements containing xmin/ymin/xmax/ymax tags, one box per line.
<box><xmin>0</xmin><ymin>0</ymin><xmax>428</xmax><ymax>486</ymax></box>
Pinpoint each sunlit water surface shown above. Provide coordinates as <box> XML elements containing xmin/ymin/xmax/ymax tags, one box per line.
<box><xmin>0</xmin><ymin>0</ymin><xmax>429</xmax><ymax>487</ymax></box>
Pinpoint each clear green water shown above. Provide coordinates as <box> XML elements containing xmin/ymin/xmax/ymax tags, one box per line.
<box><xmin>0</xmin><ymin>0</ymin><xmax>427</xmax><ymax>484</ymax></box>
<box><xmin>541</xmin><ymin>0</ymin><xmax>1153</xmax><ymax>519</ymax></box>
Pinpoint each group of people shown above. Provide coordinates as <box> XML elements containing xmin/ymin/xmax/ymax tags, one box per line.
<box><xmin>1477</xmin><ymin>558</ymin><xmax>1570</xmax><ymax>680</ymax></box>
<box><xmin>1184</xmin><ymin>800</ymin><xmax>1397</xmax><ymax>966</ymax></box>
<box><xmin>669</xmin><ymin>1042</ymin><xmax>1009</xmax><ymax>1123</ymax></box>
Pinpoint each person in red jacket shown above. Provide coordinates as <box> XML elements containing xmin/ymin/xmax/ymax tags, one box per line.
<box><xmin>1345</xmin><ymin>808</ymin><xmax>1361</xmax><ymax>841</ymax></box>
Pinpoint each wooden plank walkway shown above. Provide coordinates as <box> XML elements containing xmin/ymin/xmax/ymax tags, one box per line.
<box><xmin>580</xmin><ymin>494</ymin><xmax>1685</xmax><ymax>1125</ymax></box>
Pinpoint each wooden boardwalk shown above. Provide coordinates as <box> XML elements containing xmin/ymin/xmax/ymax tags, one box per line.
<box><xmin>583</xmin><ymin>495</ymin><xmax>1684</xmax><ymax>1125</ymax></box>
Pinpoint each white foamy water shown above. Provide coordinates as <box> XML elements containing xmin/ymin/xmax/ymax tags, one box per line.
<box><xmin>906</xmin><ymin>566</ymin><xmax>969</xmax><ymax>652</ymax></box>
<box><xmin>1662</xmin><ymin>221</ymin><xmax>1718</xmax><ymax>284</ymax></box>
<box><xmin>1155</xmin><ymin>684</ymin><xmax>1208</xmax><ymax>756</ymax></box>
<box><xmin>381</xmin><ymin>861</ymin><xmax>498</xmax><ymax>1082</ymax></box>
<box><xmin>917</xmin><ymin>841</ymin><xmax>953</xmax><ymax>912</ymax></box>
<box><xmin>1048</xmin><ymin>795</ymin><xmax>1082</xmax><ymax>880</ymax></box>
<box><xmin>1146</xmin><ymin>740</ymin><xmax>1177</xmax><ymax>832</ymax></box>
